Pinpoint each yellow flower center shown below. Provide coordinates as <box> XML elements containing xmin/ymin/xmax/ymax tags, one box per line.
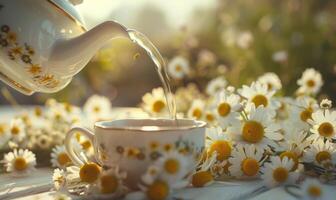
<box><xmin>11</xmin><ymin>126</ymin><xmax>20</xmax><ymax>135</ymax></box>
<box><xmin>93</xmin><ymin>106</ymin><xmax>101</xmax><ymax>113</ymax></box>
<box><xmin>272</xmin><ymin>167</ymin><xmax>288</xmax><ymax>183</ymax></box>
<box><xmin>192</xmin><ymin>108</ymin><xmax>202</xmax><ymax>119</ymax></box>
<box><xmin>280</xmin><ymin>151</ymin><xmax>299</xmax><ymax>171</ymax></box>
<box><xmin>100</xmin><ymin>175</ymin><xmax>119</xmax><ymax>194</ymax></box>
<box><xmin>318</xmin><ymin>122</ymin><xmax>334</xmax><ymax>137</ymax></box>
<box><xmin>251</xmin><ymin>94</ymin><xmax>268</xmax><ymax>107</ymax></box>
<box><xmin>307</xmin><ymin>79</ymin><xmax>316</xmax><ymax>88</ymax></box>
<box><xmin>307</xmin><ymin>185</ymin><xmax>322</xmax><ymax>197</ymax></box>
<box><xmin>152</xmin><ymin>100</ymin><xmax>165</xmax><ymax>113</ymax></box>
<box><xmin>217</xmin><ymin>103</ymin><xmax>231</xmax><ymax>117</ymax></box>
<box><xmin>206</xmin><ymin>113</ymin><xmax>215</xmax><ymax>122</ymax></box>
<box><xmin>34</xmin><ymin>107</ymin><xmax>42</xmax><ymax>117</ymax></box>
<box><xmin>192</xmin><ymin>171</ymin><xmax>214</xmax><ymax>187</ymax></box>
<box><xmin>14</xmin><ymin>157</ymin><xmax>28</xmax><ymax>171</ymax></box>
<box><xmin>300</xmin><ymin>108</ymin><xmax>313</xmax><ymax>122</ymax></box>
<box><xmin>146</xmin><ymin>180</ymin><xmax>169</xmax><ymax>200</ymax></box>
<box><xmin>57</xmin><ymin>153</ymin><xmax>71</xmax><ymax>166</ymax></box>
<box><xmin>315</xmin><ymin>151</ymin><xmax>331</xmax><ymax>164</ymax></box>
<box><xmin>242</xmin><ymin>121</ymin><xmax>264</xmax><ymax>143</ymax></box>
<box><xmin>241</xmin><ymin>158</ymin><xmax>259</xmax><ymax>176</ymax></box>
<box><xmin>164</xmin><ymin>158</ymin><xmax>180</xmax><ymax>174</ymax></box>
<box><xmin>79</xmin><ymin>163</ymin><xmax>101</xmax><ymax>183</ymax></box>
<box><xmin>175</xmin><ymin>65</ymin><xmax>182</xmax><ymax>72</ymax></box>
<box><xmin>208</xmin><ymin>140</ymin><xmax>231</xmax><ymax>161</ymax></box>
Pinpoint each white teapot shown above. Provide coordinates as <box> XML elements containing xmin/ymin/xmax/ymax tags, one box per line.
<box><xmin>0</xmin><ymin>0</ymin><xmax>128</xmax><ymax>95</ymax></box>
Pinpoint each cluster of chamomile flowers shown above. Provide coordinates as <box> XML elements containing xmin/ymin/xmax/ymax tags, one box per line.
<box><xmin>141</xmin><ymin>68</ymin><xmax>334</xmax><ymax>199</ymax></box>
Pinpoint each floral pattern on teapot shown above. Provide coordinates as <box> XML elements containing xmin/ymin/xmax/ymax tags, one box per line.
<box><xmin>0</xmin><ymin>4</ymin><xmax>59</xmax><ymax>89</ymax></box>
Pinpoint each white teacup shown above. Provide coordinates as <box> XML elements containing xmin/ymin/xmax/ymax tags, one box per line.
<box><xmin>65</xmin><ymin>118</ymin><xmax>206</xmax><ymax>188</ymax></box>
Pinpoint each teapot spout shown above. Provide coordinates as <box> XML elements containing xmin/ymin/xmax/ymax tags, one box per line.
<box><xmin>48</xmin><ymin>21</ymin><xmax>129</xmax><ymax>77</ymax></box>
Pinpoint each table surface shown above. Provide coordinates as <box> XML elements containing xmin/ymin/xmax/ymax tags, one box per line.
<box><xmin>0</xmin><ymin>106</ymin><xmax>334</xmax><ymax>200</ymax></box>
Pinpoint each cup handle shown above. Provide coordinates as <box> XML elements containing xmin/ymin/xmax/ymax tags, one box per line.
<box><xmin>65</xmin><ymin>127</ymin><xmax>95</xmax><ymax>166</ymax></box>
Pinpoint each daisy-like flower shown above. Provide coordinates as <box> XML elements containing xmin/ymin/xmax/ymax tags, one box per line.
<box><xmin>203</xmin><ymin>110</ymin><xmax>217</xmax><ymax>126</ymax></box>
<box><xmin>277</xmin><ymin>126</ymin><xmax>312</xmax><ymax>171</ymax></box>
<box><xmin>303</xmin><ymin>139</ymin><xmax>336</xmax><ymax>166</ymax></box>
<box><xmin>92</xmin><ymin>166</ymin><xmax>127</xmax><ymax>198</ymax></box>
<box><xmin>320</xmin><ymin>99</ymin><xmax>332</xmax><ymax>109</ymax></box>
<box><xmin>297</xmin><ymin>68</ymin><xmax>323</xmax><ymax>95</ymax></box>
<box><xmin>0</xmin><ymin>123</ymin><xmax>10</xmax><ymax>148</ymax></box>
<box><xmin>187</xmin><ymin>99</ymin><xmax>206</xmax><ymax>120</ymax></box>
<box><xmin>257</xmin><ymin>72</ymin><xmax>282</xmax><ymax>91</ymax></box>
<box><xmin>238</xmin><ymin>81</ymin><xmax>280</xmax><ymax>113</ymax></box>
<box><xmin>167</xmin><ymin>56</ymin><xmax>190</xmax><ymax>80</ymax></box>
<box><xmin>51</xmin><ymin>145</ymin><xmax>72</xmax><ymax>168</ymax></box>
<box><xmin>300</xmin><ymin>178</ymin><xmax>327</xmax><ymax>200</ymax></box>
<box><xmin>261</xmin><ymin>156</ymin><xmax>299</xmax><ymax>188</ymax></box>
<box><xmin>206</xmin><ymin>127</ymin><xmax>232</xmax><ymax>162</ymax></box>
<box><xmin>142</xmin><ymin>87</ymin><xmax>169</xmax><ymax>117</ymax></box>
<box><xmin>229</xmin><ymin>144</ymin><xmax>265</xmax><ymax>178</ymax></box>
<box><xmin>290</xmin><ymin>97</ymin><xmax>319</xmax><ymax>131</ymax></box>
<box><xmin>228</xmin><ymin>104</ymin><xmax>282</xmax><ymax>150</ymax></box>
<box><xmin>206</xmin><ymin>76</ymin><xmax>227</xmax><ymax>96</ymax></box>
<box><xmin>308</xmin><ymin>109</ymin><xmax>336</xmax><ymax>141</ymax></box>
<box><xmin>214</xmin><ymin>91</ymin><xmax>241</xmax><ymax>128</ymax></box>
<box><xmin>153</xmin><ymin>150</ymin><xmax>193</xmax><ymax>184</ymax></box>
<box><xmin>192</xmin><ymin>152</ymin><xmax>217</xmax><ymax>187</ymax></box>
<box><xmin>53</xmin><ymin>168</ymin><xmax>66</xmax><ymax>191</ymax></box>
<box><xmin>3</xmin><ymin>149</ymin><xmax>36</xmax><ymax>176</ymax></box>
<box><xmin>84</xmin><ymin>95</ymin><xmax>112</xmax><ymax>122</ymax></box>
<box><xmin>8</xmin><ymin>118</ymin><xmax>26</xmax><ymax>143</ymax></box>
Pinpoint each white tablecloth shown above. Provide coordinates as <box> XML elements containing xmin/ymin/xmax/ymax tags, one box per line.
<box><xmin>0</xmin><ymin>168</ymin><xmax>325</xmax><ymax>200</ymax></box>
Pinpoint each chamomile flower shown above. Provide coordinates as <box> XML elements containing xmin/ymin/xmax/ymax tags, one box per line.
<box><xmin>301</xmin><ymin>178</ymin><xmax>327</xmax><ymax>200</ymax></box>
<box><xmin>229</xmin><ymin>144</ymin><xmax>264</xmax><ymax>178</ymax></box>
<box><xmin>206</xmin><ymin>127</ymin><xmax>232</xmax><ymax>161</ymax></box>
<box><xmin>203</xmin><ymin>110</ymin><xmax>217</xmax><ymax>126</ymax></box>
<box><xmin>142</xmin><ymin>87</ymin><xmax>169</xmax><ymax>117</ymax></box>
<box><xmin>167</xmin><ymin>56</ymin><xmax>190</xmax><ymax>79</ymax></box>
<box><xmin>3</xmin><ymin>149</ymin><xmax>36</xmax><ymax>176</ymax></box>
<box><xmin>187</xmin><ymin>99</ymin><xmax>206</xmax><ymax>120</ymax></box>
<box><xmin>84</xmin><ymin>95</ymin><xmax>112</xmax><ymax>122</ymax></box>
<box><xmin>228</xmin><ymin>104</ymin><xmax>282</xmax><ymax>150</ymax></box>
<box><xmin>214</xmin><ymin>91</ymin><xmax>241</xmax><ymax>128</ymax></box>
<box><xmin>53</xmin><ymin>168</ymin><xmax>67</xmax><ymax>191</ymax></box>
<box><xmin>290</xmin><ymin>97</ymin><xmax>319</xmax><ymax>131</ymax></box>
<box><xmin>127</xmin><ymin>179</ymin><xmax>172</xmax><ymax>200</ymax></box>
<box><xmin>238</xmin><ymin>81</ymin><xmax>280</xmax><ymax>114</ymax></box>
<box><xmin>297</xmin><ymin>68</ymin><xmax>323</xmax><ymax>95</ymax></box>
<box><xmin>95</xmin><ymin>166</ymin><xmax>127</xmax><ymax>196</ymax></box>
<box><xmin>308</xmin><ymin>109</ymin><xmax>336</xmax><ymax>141</ymax></box>
<box><xmin>261</xmin><ymin>156</ymin><xmax>299</xmax><ymax>188</ymax></box>
<box><xmin>257</xmin><ymin>72</ymin><xmax>282</xmax><ymax>91</ymax></box>
<box><xmin>303</xmin><ymin>139</ymin><xmax>336</xmax><ymax>166</ymax></box>
<box><xmin>320</xmin><ymin>99</ymin><xmax>332</xmax><ymax>109</ymax></box>
<box><xmin>68</xmin><ymin>162</ymin><xmax>101</xmax><ymax>184</ymax></box>
<box><xmin>154</xmin><ymin>150</ymin><xmax>193</xmax><ymax>184</ymax></box>
<box><xmin>0</xmin><ymin>123</ymin><xmax>10</xmax><ymax>147</ymax></box>
<box><xmin>8</xmin><ymin>118</ymin><xmax>26</xmax><ymax>143</ymax></box>
<box><xmin>206</xmin><ymin>76</ymin><xmax>227</xmax><ymax>96</ymax></box>
<box><xmin>51</xmin><ymin>145</ymin><xmax>72</xmax><ymax>168</ymax></box>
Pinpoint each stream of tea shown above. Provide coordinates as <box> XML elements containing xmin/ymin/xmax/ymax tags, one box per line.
<box><xmin>128</xmin><ymin>30</ymin><xmax>177</xmax><ymax>119</ymax></box>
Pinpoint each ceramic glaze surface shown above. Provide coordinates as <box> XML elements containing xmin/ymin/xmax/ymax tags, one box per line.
<box><xmin>65</xmin><ymin>119</ymin><xmax>206</xmax><ymax>189</ymax></box>
<box><xmin>0</xmin><ymin>0</ymin><xmax>128</xmax><ymax>95</ymax></box>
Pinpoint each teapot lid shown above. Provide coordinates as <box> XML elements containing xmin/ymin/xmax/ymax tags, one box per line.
<box><xmin>48</xmin><ymin>0</ymin><xmax>87</xmax><ymax>31</ymax></box>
